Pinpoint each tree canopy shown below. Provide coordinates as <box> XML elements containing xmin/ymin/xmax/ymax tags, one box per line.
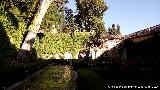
<box><xmin>0</xmin><ymin>0</ymin><xmax>109</xmax><ymax>62</ymax></box>
<box><xmin>75</xmin><ymin>0</ymin><xmax>108</xmax><ymax>33</ymax></box>
<box><xmin>108</xmin><ymin>24</ymin><xmax>121</xmax><ymax>35</ymax></box>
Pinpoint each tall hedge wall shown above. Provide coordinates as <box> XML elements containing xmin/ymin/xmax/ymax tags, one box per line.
<box><xmin>0</xmin><ymin>0</ymin><xmax>40</xmax><ymax>63</ymax></box>
<box><xmin>33</xmin><ymin>32</ymin><xmax>90</xmax><ymax>59</ymax></box>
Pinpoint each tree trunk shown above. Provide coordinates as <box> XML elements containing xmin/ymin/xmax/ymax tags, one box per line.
<box><xmin>17</xmin><ymin>0</ymin><xmax>54</xmax><ymax>62</ymax></box>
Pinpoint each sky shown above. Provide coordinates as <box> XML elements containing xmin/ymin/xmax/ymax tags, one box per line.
<box><xmin>66</xmin><ymin>0</ymin><xmax>160</xmax><ymax>35</ymax></box>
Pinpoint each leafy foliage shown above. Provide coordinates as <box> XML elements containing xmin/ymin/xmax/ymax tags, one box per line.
<box><xmin>108</xmin><ymin>24</ymin><xmax>121</xmax><ymax>35</ymax></box>
<box><xmin>40</xmin><ymin>1</ymin><xmax>64</xmax><ymax>32</ymax></box>
<box><xmin>63</xmin><ymin>7</ymin><xmax>77</xmax><ymax>34</ymax></box>
<box><xmin>33</xmin><ymin>32</ymin><xmax>90</xmax><ymax>59</ymax></box>
<box><xmin>0</xmin><ymin>0</ymin><xmax>39</xmax><ymax>63</ymax></box>
<box><xmin>75</xmin><ymin>0</ymin><xmax>107</xmax><ymax>33</ymax></box>
<box><xmin>75</xmin><ymin>0</ymin><xmax>108</xmax><ymax>47</ymax></box>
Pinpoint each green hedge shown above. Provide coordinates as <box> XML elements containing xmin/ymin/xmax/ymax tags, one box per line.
<box><xmin>77</xmin><ymin>68</ymin><xmax>107</xmax><ymax>90</ymax></box>
<box><xmin>34</xmin><ymin>32</ymin><xmax>90</xmax><ymax>59</ymax></box>
<box><xmin>0</xmin><ymin>0</ymin><xmax>40</xmax><ymax>63</ymax></box>
<box><xmin>0</xmin><ymin>59</ymin><xmax>53</xmax><ymax>88</ymax></box>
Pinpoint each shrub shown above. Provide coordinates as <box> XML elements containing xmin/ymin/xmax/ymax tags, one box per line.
<box><xmin>33</xmin><ymin>32</ymin><xmax>90</xmax><ymax>59</ymax></box>
<box><xmin>0</xmin><ymin>0</ymin><xmax>39</xmax><ymax>63</ymax></box>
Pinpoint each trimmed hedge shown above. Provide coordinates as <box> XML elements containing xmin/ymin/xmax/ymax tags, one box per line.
<box><xmin>33</xmin><ymin>32</ymin><xmax>90</xmax><ymax>59</ymax></box>
<box><xmin>0</xmin><ymin>59</ymin><xmax>53</xmax><ymax>88</ymax></box>
<box><xmin>77</xmin><ymin>68</ymin><xmax>107</xmax><ymax>90</ymax></box>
